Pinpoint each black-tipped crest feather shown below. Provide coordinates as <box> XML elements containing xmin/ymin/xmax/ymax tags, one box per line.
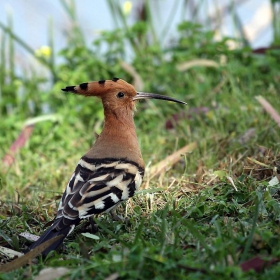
<box><xmin>61</xmin><ymin>86</ymin><xmax>76</xmax><ymax>92</ymax></box>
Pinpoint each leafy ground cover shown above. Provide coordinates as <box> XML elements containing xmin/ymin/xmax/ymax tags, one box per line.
<box><xmin>0</xmin><ymin>1</ymin><xmax>280</xmax><ymax>279</ymax></box>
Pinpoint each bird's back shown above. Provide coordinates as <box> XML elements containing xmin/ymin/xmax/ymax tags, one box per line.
<box><xmin>56</xmin><ymin>156</ymin><xmax>144</xmax><ymax>225</ymax></box>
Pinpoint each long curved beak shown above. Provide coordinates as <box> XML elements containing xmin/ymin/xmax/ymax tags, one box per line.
<box><xmin>133</xmin><ymin>92</ymin><xmax>187</xmax><ymax>105</ymax></box>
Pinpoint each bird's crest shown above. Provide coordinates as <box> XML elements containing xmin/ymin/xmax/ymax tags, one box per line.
<box><xmin>62</xmin><ymin>78</ymin><xmax>136</xmax><ymax>97</ymax></box>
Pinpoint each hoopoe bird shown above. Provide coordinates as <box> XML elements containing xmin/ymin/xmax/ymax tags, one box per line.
<box><xmin>28</xmin><ymin>78</ymin><xmax>186</xmax><ymax>256</ymax></box>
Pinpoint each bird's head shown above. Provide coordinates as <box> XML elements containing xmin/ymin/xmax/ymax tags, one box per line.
<box><xmin>62</xmin><ymin>78</ymin><xmax>187</xmax><ymax>113</ymax></box>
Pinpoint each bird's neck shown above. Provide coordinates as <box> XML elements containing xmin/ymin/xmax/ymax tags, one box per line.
<box><xmin>85</xmin><ymin>107</ymin><xmax>144</xmax><ymax>168</ymax></box>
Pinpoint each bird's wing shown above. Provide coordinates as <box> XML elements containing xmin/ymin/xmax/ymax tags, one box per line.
<box><xmin>53</xmin><ymin>156</ymin><xmax>144</xmax><ymax>232</ymax></box>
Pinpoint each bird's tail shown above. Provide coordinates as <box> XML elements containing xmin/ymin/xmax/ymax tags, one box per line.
<box><xmin>27</xmin><ymin>224</ymin><xmax>72</xmax><ymax>257</ymax></box>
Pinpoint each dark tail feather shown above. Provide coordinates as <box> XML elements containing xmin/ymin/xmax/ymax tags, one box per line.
<box><xmin>27</xmin><ymin>225</ymin><xmax>72</xmax><ymax>257</ymax></box>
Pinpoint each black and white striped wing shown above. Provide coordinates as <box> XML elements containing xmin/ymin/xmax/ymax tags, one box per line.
<box><xmin>53</xmin><ymin>156</ymin><xmax>144</xmax><ymax>232</ymax></box>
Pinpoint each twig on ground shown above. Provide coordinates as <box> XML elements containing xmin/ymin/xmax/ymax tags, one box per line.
<box><xmin>256</xmin><ymin>96</ymin><xmax>280</xmax><ymax>128</ymax></box>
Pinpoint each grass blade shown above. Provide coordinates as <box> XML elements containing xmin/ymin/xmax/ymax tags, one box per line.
<box><xmin>240</xmin><ymin>197</ymin><xmax>260</xmax><ymax>262</ymax></box>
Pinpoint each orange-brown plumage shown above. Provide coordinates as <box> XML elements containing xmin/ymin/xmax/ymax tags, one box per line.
<box><xmin>63</xmin><ymin>78</ymin><xmax>143</xmax><ymax>166</ymax></box>
<box><xmin>28</xmin><ymin>78</ymin><xmax>186</xmax><ymax>256</ymax></box>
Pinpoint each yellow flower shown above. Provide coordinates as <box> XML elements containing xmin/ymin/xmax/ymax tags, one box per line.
<box><xmin>35</xmin><ymin>46</ymin><xmax>52</xmax><ymax>58</ymax></box>
<box><xmin>123</xmin><ymin>1</ymin><xmax>132</xmax><ymax>15</ymax></box>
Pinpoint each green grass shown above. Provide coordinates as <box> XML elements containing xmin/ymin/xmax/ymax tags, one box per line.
<box><xmin>1</xmin><ymin>1</ymin><xmax>280</xmax><ymax>279</ymax></box>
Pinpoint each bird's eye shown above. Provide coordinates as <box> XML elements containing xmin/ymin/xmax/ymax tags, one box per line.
<box><xmin>116</xmin><ymin>92</ymin><xmax>125</xmax><ymax>99</ymax></box>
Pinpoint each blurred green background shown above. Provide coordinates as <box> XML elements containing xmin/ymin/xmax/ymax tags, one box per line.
<box><xmin>0</xmin><ymin>1</ymin><xmax>280</xmax><ymax>279</ymax></box>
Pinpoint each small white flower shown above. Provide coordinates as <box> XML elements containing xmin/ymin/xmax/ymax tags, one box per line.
<box><xmin>123</xmin><ymin>1</ymin><xmax>132</xmax><ymax>16</ymax></box>
<box><xmin>35</xmin><ymin>46</ymin><xmax>51</xmax><ymax>58</ymax></box>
